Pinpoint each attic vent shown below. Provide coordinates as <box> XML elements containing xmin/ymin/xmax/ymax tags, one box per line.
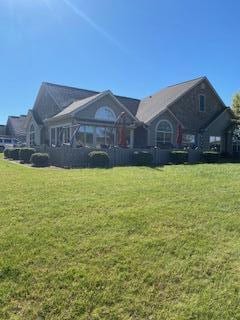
<box><xmin>149</xmin><ymin>96</ymin><xmax>152</xmax><ymax>98</ymax></box>
<box><xmin>201</xmin><ymin>83</ymin><xmax>206</xmax><ymax>90</ymax></box>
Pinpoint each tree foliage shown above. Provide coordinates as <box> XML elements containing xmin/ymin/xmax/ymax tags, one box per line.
<box><xmin>232</xmin><ymin>92</ymin><xmax>240</xmax><ymax>117</ymax></box>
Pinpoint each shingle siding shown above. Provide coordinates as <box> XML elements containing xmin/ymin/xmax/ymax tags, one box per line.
<box><xmin>168</xmin><ymin>79</ymin><xmax>225</xmax><ymax>132</ymax></box>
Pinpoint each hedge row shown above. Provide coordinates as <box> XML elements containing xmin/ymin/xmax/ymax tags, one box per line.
<box><xmin>4</xmin><ymin>148</ymin><xmax>50</xmax><ymax>167</ymax></box>
<box><xmin>3</xmin><ymin>148</ymin><xmax>222</xmax><ymax>168</ymax></box>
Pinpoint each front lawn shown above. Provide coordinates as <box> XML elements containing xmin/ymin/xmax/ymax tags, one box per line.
<box><xmin>0</xmin><ymin>155</ymin><xmax>239</xmax><ymax>319</ymax></box>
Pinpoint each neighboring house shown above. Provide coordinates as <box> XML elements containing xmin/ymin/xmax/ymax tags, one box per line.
<box><xmin>5</xmin><ymin>115</ymin><xmax>27</xmax><ymax>143</ymax></box>
<box><xmin>0</xmin><ymin>125</ymin><xmax>6</xmax><ymax>136</ymax></box>
<box><xmin>24</xmin><ymin>76</ymin><xmax>236</xmax><ymax>153</ymax></box>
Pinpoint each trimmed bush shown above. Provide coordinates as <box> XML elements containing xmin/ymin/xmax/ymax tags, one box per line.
<box><xmin>9</xmin><ymin>148</ymin><xmax>21</xmax><ymax>160</ymax></box>
<box><xmin>4</xmin><ymin>148</ymin><xmax>11</xmax><ymax>158</ymax></box>
<box><xmin>0</xmin><ymin>146</ymin><xmax>4</xmax><ymax>153</ymax></box>
<box><xmin>31</xmin><ymin>153</ymin><xmax>50</xmax><ymax>167</ymax></box>
<box><xmin>88</xmin><ymin>151</ymin><xmax>110</xmax><ymax>168</ymax></box>
<box><xmin>132</xmin><ymin>151</ymin><xmax>153</xmax><ymax>166</ymax></box>
<box><xmin>19</xmin><ymin>148</ymin><xmax>35</xmax><ymax>163</ymax></box>
<box><xmin>170</xmin><ymin>150</ymin><xmax>188</xmax><ymax>164</ymax></box>
<box><xmin>202</xmin><ymin>151</ymin><xmax>220</xmax><ymax>163</ymax></box>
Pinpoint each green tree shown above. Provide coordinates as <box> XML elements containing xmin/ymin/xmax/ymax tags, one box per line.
<box><xmin>232</xmin><ymin>92</ymin><xmax>240</xmax><ymax>117</ymax></box>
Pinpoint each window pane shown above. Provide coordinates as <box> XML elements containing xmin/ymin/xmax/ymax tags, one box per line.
<box><xmin>199</xmin><ymin>95</ymin><xmax>205</xmax><ymax>111</ymax></box>
<box><xmin>95</xmin><ymin>107</ymin><xmax>116</xmax><ymax>121</ymax></box>
<box><xmin>76</xmin><ymin>126</ymin><xmax>85</xmax><ymax>145</ymax></box>
<box><xmin>85</xmin><ymin>126</ymin><xmax>94</xmax><ymax>145</ymax></box>
<box><xmin>63</xmin><ymin>127</ymin><xmax>70</xmax><ymax>143</ymax></box>
<box><xmin>165</xmin><ymin>132</ymin><xmax>172</xmax><ymax>143</ymax></box>
<box><xmin>157</xmin><ymin>132</ymin><xmax>164</xmax><ymax>142</ymax></box>
<box><xmin>57</xmin><ymin>127</ymin><xmax>63</xmax><ymax>145</ymax></box>
<box><xmin>105</xmin><ymin>128</ymin><xmax>115</xmax><ymax>146</ymax></box>
<box><xmin>183</xmin><ymin>134</ymin><xmax>195</xmax><ymax>144</ymax></box>
<box><xmin>51</xmin><ymin>128</ymin><xmax>56</xmax><ymax>145</ymax></box>
<box><xmin>96</xmin><ymin>127</ymin><xmax>106</xmax><ymax>146</ymax></box>
<box><xmin>157</xmin><ymin>121</ymin><xmax>172</xmax><ymax>132</ymax></box>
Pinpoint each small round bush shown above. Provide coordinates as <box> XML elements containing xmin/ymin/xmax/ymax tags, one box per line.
<box><xmin>170</xmin><ymin>150</ymin><xmax>188</xmax><ymax>164</ymax></box>
<box><xmin>202</xmin><ymin>151</ymin><xmax>220</xmax><ymax>163</ymax></box>
<box><xmin>19</xmin><ymin>148</ymin><xmax>35</xmax><ymax>163</ymax></box>
<box><xmin>31</xmin><ymin>153</ymin><xmax>50</xmax><ymax>167</ymax></box>
<box><xmin>4</xmin><ymin>148</ymin><xmax>11</xmax><ymax>158</ymax></box>
<box><xmin>88</xmin><ymin>151</ymin><xmax>110</xmax><ymax>168</ymax></box>
<box><xmin>0</xmin><ymin>146</ymin><xmax>4</xmax><ymax>153</ymax></box>
<box><xmin>132</xmin><ymin>151</ymin><xmax>153</xmax><ymax>166</ymax></box>
<box><xmin>8</xmin><ymin>148</ymin><xmax>21</xmax><ymax>160</ymax></box>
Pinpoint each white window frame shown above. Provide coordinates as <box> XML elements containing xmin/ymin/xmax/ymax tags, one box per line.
<box><xmin>155</xmin><ymin>119</ymin><xmax>173</xmax><ymax>146</ymax></box>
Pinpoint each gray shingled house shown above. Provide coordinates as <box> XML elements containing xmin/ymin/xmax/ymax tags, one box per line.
<box><xmin>0</xmin><ymin>115</ymin><xmax>27</xmax><ymax>143</ymax></box>
<box><xmin>24</xmin><ymin>77</ymin><xmax>236</xmax><ymax>153</ymax></box>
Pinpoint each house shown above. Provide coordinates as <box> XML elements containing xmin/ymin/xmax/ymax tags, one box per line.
<box><xmin>0</xmin><ymin>115</ymin><xmax>27</xmax><ymax>145</ymax></box>
<box><xmin>0</xmin><ymin>125</ymin><xmax>6</xmax><ymax>136</ymax></box>
<box><xmin>24</xmin><ymin>77</ymin><xmax>236</xmax><ymax>153</ymax></box>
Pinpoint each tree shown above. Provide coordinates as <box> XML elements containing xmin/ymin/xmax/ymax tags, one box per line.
<box><xmin>232</xmin><ymin>92</ymin><xmax>240</xmax><ymax>117</ymax></box>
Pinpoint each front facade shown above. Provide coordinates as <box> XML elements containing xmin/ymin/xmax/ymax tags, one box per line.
<box><xmin>24</xmin><ymin>77</ymin><xmax>236</xmax><ymax>153</ymax></box>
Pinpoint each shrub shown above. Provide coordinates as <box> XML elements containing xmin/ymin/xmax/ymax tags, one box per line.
<box><xmin>9</xmin><ymin>148</ymin><xmax>21</xmax><ymax>160</ymax></box>
<box><xmin>4</xmin><ymin>148</ymin><xmax>11</xmax><ymax>158</ymax></box>
<box><xmin>202</xmin><ymin>151</ymin><xmax>220</xmax><ymax>163</ymax></box>
<box><xmin>132</xmin><ymin>151</ymin><xmax>153</xmax><ymax>166</ymax></box>
<box><xmin>19</xmin><ymin>148</ymin><xmax>35</xmax><ymax>163</ymax></box>
<box><xmin>170</xmin><ymin>150</ymin><xmax>188</xmax><ymax>164</ymax></box>
<box><xmin>0</xmin><ymin>146</ymin><xmax>4</xmax><ymax>153</ymax></box>
<box><xmin>31</xmin><ymin>153</ymin><xmax>50</xmax><ymax>167</ymax></box>
<box><xmin>88</xmin><ymin>151</ymin><xmax>110</xmax><ymax>168</ymax></box>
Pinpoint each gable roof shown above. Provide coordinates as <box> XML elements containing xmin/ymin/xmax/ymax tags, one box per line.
<box><xmin>136</xmin><ymin>77</ymin><xmax>205</xmax><ymax>123</ymax></box>
<box><xmin>33</xmin><ymin>82</ymin><xmax>141</xmax><ymax>121</ymax></box>
<box><xmin>50</xmin><ymin>90</ymin><xmax>139</xmax><ymax>123</ymax></box>
<box><xmin>52</xmin><ymin>92</ymin><xmax>103</xmax><ymax>119</ymax></box>
<box><xmin>44</xmin><ymin>82</ymin><xmax>99</xmax><ymax>110</ymax></box>
<box><xmin>7</xmin><ymin>115</ymin><xmax>27</xmax><ymax>138</ymax></box>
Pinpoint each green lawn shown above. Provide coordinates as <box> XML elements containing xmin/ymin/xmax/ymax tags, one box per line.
<box><xmin>0</xmin><ymin>155</ymin><xmax>240</xmax><ymax>320</ymax></box>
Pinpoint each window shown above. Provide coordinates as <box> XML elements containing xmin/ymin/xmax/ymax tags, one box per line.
<box><xmin>30</xmin><ymin>124</ymin><xmax>35</xmax><ymax>146</ymax></box>
<box><xmin>76</xmin><ymin>126</ymin><xmax>94</xmax><ymax>146</ymax></box>
<box><xmin>95</xmin><ymin>107</ymin><xmax>116</xmax><ymax>122</ymax></box>
<box><xmin>156</xmin><ymin>120</ymin><xmax>173</xmax><ymax>147</ymax></box>
<box><xmin>209</xmin><ymin>136</ymin><xmax>221</xmax><ymax>151</ymax></box>
<box><xmin>199</xmin><ymin>95</ymin><xmax>205</xmax><ymax>112</ymax></box>
<box><xmin>183</xmin><ymin>134</ymin><xmax>195</xmax><ymax>146</ymax></box>
<box><xmin>57</xmin><ymin>127</ymin><xmax>63</xmax><ymax>145</ymax></box>
<box><xmin>63</xmin><ymin>127</ymin><xmax>70</xmax><ymax>143</ymax></box>
<box><xmin>51</xmin><ymin>128</ymin><xmax>56</xmax><ymax>146</ymax></box>
<box><xmin>96</xmin><ymin>127</ymin><xmax>115</xmax><ymax>147</ymax></box>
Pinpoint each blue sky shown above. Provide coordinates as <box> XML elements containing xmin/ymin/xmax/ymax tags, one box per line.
<box><xmin>0</xmin><ymin>0</ymin><xmax>239</xmax><ymax>124</ymax></box>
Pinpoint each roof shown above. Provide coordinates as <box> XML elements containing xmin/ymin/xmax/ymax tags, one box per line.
<box><xmin>136</xmin><ymin>77</ymin><xmax>205</xmax><ymax>123</ymax></box>
<box><xmin>7</xmin><ymin>115</ymin><xmax>27</xmax><ymax>137</ymax></box>
<box><xmin>33</xmin><ymin>82</ymin><xmax>140</xmax><ymax>121</ymax></box>
<box><xmin>44</xmin><ymin>82</ymin><xmax>99</xmax><ymax>110</ymax></box>
<box><xmin>53</xmin><ymin>93</ymin><xmax>102</xmax><ymax>119</ymax></box>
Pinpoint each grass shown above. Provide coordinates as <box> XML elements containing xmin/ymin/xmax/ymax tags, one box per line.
<box><xmin>0</xmin><ymin>154</ymin><xmax>240</xmax><ymax>319</ymax></box>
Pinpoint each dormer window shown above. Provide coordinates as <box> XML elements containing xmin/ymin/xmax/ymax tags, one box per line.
<box><xmin>199</xmin><ymin>94</ymin><xmax>205</xmax><ymax>112</ymax></box>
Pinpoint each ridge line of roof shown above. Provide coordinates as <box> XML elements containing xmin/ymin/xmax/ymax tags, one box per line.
<box><xmin>42</xmin><ymin>82</ymin><xmax>140</xmax><ymax>102</ymax></box>
<box><xmin>166</xmin><ymin>76</ymin><xmax>206</xmax><ymax>88</ymax></box>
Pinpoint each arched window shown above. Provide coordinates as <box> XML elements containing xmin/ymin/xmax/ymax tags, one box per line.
<box><xmin>156</xmin><ymin>120</ymin><xmax>173</xmax><ymax>146</ymax></box>
<box><xmin>95</xmin><ymin>107</ymin><xmax>116</xmax><ymax>122</ymax></box>
<box><xmin>30</xmin><ymin>124</ymin><xmax>35</xmax><ymax>146</ymax></box>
